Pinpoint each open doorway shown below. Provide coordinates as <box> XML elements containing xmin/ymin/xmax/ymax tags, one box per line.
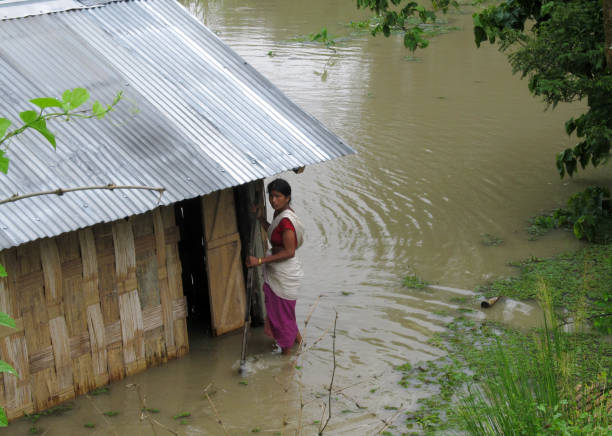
<box><xmin>175</xmin><ymin>197</ymin><xmax>211</xmax><ymax>334</ymax></box>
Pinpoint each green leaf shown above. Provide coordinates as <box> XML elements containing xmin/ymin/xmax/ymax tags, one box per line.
<box><xmin>0</xmin><ymin>360</ymin><xmax>17</xmax><ymax>377</ymax></box>
<box><xmin>0</xmin><ymin>407</ymin><xmax>7</xmax><ymax>427</ymax></box>
<box><xmin>68</xmin><ymin>88</ymin><xmax>90</xmax><ymax>110</ymax></box>
<box><xmin>19</xmin><ymin>110</ymin><xmax>38</xmax><ymax>124</ymax></box>
<box><xmin>0</xmin><ymin>312</ymin><xmax>16</xmax><ymax>329</ymax></box>
<box><xmin>540</xmin><ymin>1</ymin><xmax>555</xmax><ymax>16</ymax></box>
<box><xmin>0</xmin><ymin>151</ymin><xmax>9</xmax><ymax>174</ymax></box>
<box><xmin>92</xmin><ymin>101</ymin><xmax>105</xmax><ymax>119</ymax></box>
<box><xmin>31</xmin><ymin>122</ymin><xmax>56</xmax><ymax>148</ymax></box>
<box><xmin>0</xmin><ymin>264</ymin><xmax>6</xmax><ymax>278</ymax></box>
<box><xmin>112</xmin><ymin>91</ymin><xmax>123</xmax><ymax>105</ymax></box>
<box><xmin>0</xmin><ymin>118</ymin><xmax>12</xmax><ymax>139</ymax></box>
<box><xmin>29</xmin><ymin>98</ymin><xmax>63</xmax><ymax>110</ymax></box>
<box><xmin>61</xmin><ymin>89</ymin><xmax>72</xmax><ymax>112</ymax></box>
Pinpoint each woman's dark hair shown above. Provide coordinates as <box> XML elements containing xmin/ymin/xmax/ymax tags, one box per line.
<box><xmin>267</xmin><ymin>178</ymin><xmax>291</xmax><ymax>198</ymax></box>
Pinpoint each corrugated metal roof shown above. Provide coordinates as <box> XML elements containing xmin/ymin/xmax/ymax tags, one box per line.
<box><xmin>0</xmin><ymin>0</ymin><xmax>354</xmax><ymax>250</ymax></box>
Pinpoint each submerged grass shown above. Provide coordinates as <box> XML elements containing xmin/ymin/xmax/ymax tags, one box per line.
<box><xmin>402</xmin><ymin>275</ymin><xmax>429</xmax><ymax>289</ymax></box>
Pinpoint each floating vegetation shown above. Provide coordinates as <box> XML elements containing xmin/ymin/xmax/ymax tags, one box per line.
<box><xmin>480</xmin><ymin>233</ymin><xmax>503</xmax><ymax>246</ymax></box>
<box><xmin>402</xmin><ymin>274</ymin><xmax>429</xmax><ymax>289</ymax></box>
<box><xmin>24</xmin><ymin>414</ymin><xmax>40</xmax><ymax>424</ymax></box>
<box><xmin>291</xmin><ymin>27</ymin><xmax>336</xmax><ymax>47</ymax></box>
<box><xmin>239</xmin><ymin>380</ymin><xmax>249</xmax><ymax>385</ymax></box>
<box><xmin>309</xmin><ymin>27</ymin><xmax>336</xmax><ymax>46</ymax></box>
<box><xmin>84</xmin><ymin>423</ymin><xmax>95</xmax><ymax>429</ymax></box>
<box><xmin>90</xmin><ymin>386</ymin><xmax>110</xmax><ymax>396</ymax></box>
<box><xmin>23</xmin><ymin>403</ymin><xmax>74</xmax><ymax>427</ymax></box>
<box><xmin>341</xmin><ymin>291</ymin><xmax>352</xmax><ymax>296</ymax></box>
<box><xmin>142</xmin><ymin>407</ymin><xmax>160</xmax><ymax>413</ymax></box>
<box><xmin>103</xmin><ymin>411</ymin><xmax>119</xmax><ymax>417</ymax></box>
<box><xmin>432</xmin><ymin>309</ymin><xmax>450</xmax><ymax>316</ymax></box>
<box><xmin>173</xmin><ymin>412</ymin><xmax>191</xmax><ymax>419</ymax></box>
<box><xmin>343</xmin><ymin>15</ymin><xmax>461</xmax><ymax>39</ymax></box>
<box><xmin>395</xmin><ymin>362</ymin><xmax>412</xmax><ymax>372</ymax></box>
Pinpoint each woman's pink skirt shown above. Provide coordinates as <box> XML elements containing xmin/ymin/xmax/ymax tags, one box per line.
<box><xmin>263</xmin><ymin>282</ymin><xmax>298</xmax><ymax>349</ymax></box>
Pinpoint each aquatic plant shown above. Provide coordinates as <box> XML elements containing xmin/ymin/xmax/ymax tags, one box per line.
<box><xmin>456</xmin><ymin>284</ymin><xmax>611</xmax><ymax>435</ymax></box>
<box><xmin>478</xmin><ymin>244</ymin><xmax>612</xmax><ymax>333</ymax></box>
<box><xmin>402</xmin><ymin>274</ymin><xmax>429</xmax><ymax>289</ymax></box>
<box><xmin>480</xmin><ymin>233</ymin><xmax>504</xmax><ymax>246</ymax></box>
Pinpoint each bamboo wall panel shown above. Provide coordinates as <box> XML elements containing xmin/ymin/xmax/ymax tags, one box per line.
<box><xmin>79</xmin><ymin>229</ymin><xmax>100</xmax><ymax>308</ymax></box>
<box><xmin>0</xmin><ymin>206</ymin><xmax>188</xmax><ymax>421</ymax></box>
<box><xmin>57</xmin><ymin>233</ymin><xmax>94</xmax><ymax>395</ymax></box>
<box><xmin>161</xmin><ymin>206</ymin><xmax>188</xmax><ymax>357</ymax></box>
<box><xmin>112</xmin><ymin>221</ymin><xmax>137</xmax><ymax>295</ymax></box>
<box><xmin>40</xmin><ymin>239</ymin><xmax>62</xmax><ymax>309</ymax></box>
<box><xmin>48</xmin><ymin>317</ymin><xmax>74</xmax><ymax>401</ymax></box>
<box><xmin>1</xmin><ymin>335</ymin><xmax>32</xmax><ymax>419</ymax></box>
<box><xmin>17</xmin><ymin>242</ymin><xmax>56</xmax><ymax>411</ymax></box>
<box><xmin>119</xmin><ymin>290</ymin><xmax>145</xmax><ymax>376</ymax></box>
<box><xmin>94</xmin><ymin>223</ymin><xmax>123</xmax><ymax>381</ymax></box>
<box><xmin>86</xmin><ymin>304</ymin><xmax>109</xmax><ymax>387</ymax></box>
<box><xmin>153</xmin><ymin>208</ymin><xmax>175</xmax><ymax>359</ymax></box>
<box><xmin>133</xmin><ymin>214</ymin><xmax>165</xmax><ymax>366</ymax></box>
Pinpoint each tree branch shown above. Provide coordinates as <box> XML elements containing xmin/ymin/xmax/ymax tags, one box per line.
<box><xmin>319</xmin><ymin>310</ymin><xmax>338</xmax><ymax>435</ymax></box>
<box><xmin>0</xmin><ymin>183</ymin><xmax>165</xmax><ymax>205</ymax></box>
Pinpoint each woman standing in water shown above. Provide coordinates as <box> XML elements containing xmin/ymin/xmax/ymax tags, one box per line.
<box><xmin>246</xmin><ymin>178</ymin><xmax>304</xmax><ymax>355</ymax></box>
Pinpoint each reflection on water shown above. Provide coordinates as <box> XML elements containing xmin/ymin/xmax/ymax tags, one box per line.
<box><xmin>8</xmin><ymin>0</ymin><xmax>612</xmax><ymax>434</ymax></box>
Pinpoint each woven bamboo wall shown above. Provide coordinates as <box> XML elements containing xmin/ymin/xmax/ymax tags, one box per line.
<box><xmin>0</xmin><ymin>206</ymin><xmax>188</xmax><ymax>420</ymax></box>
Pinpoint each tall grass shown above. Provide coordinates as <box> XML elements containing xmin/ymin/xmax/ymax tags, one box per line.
<box><xmin>456</xmin><ymin>282</ymin><xmax>611</xmax><ymax>435</ymax></box>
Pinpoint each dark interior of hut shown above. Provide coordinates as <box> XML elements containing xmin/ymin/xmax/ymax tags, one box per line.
<box><xmin>175</xmin><ymin>198</ymin><xmax>212</xmax><ymax>334</ymax></box>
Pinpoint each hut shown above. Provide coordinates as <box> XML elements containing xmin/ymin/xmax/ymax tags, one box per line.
<box><xmin>0</xmin><ymin>0</ymin><xmax>354</xmax><ymax>420</ymax></box>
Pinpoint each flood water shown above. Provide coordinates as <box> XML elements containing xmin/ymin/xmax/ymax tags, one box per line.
<box><xmin>8</xmin><ymin>0</ymin><xmax>612</xmax><ymax>435</ymax></box>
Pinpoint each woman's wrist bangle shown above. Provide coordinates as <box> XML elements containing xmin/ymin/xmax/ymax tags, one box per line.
<box><xmin>258</xmin><ymin>257</ymin><xmax>262</xmax><ymax>265</ymax></box>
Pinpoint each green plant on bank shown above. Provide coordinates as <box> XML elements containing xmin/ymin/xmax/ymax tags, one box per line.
<box><xmin>457</xmin><ymin>284</ymin><xmax>611</xmax><ymax>435</ymax></box>
<box><xmin>479</xmin><ymin>244</ymin><xmax>612</xmax><ymax>333</ymax></box>
<box><xmin>528</xmin><ymin>186</ymin><xmax>612</xmax><ymax>242</ymax></box>
<box><xmin>396</xmin><ymin>283</ymin><xmax>612</xmax><ymax>435</ymax></box>
<box><xmin>0</xmin><ymin>88</ymin><xmax>121</xmax><ymax>427</ymax></box>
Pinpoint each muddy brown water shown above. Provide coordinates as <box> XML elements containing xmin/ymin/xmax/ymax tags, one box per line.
<box><xmin>7</xmin><ymin>1</ymin><xmax>612</xmax><ymax>435</ymax></box>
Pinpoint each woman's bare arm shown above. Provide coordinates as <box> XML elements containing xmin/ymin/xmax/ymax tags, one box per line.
<box><xmin>246</xmin><ymin>229</ymin><xmax>296</xmax><ymax>267</ymax></box>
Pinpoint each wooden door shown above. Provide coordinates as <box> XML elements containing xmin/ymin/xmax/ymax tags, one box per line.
<box><xmin>201</xmin><ymin>189</ymin><xmax>246</xmax><ymax>336</ymax></box>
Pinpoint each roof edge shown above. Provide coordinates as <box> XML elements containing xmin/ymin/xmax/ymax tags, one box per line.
<box><xmin>0</xmin><ymin>0</ymin><xmax>121</xmax><ymax>20</ymax></box>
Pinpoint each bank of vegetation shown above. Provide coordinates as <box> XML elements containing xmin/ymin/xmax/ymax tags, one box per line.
<box><xmin>393</xmin><ymin>208</ymin><xmax>612</xmax><ymax>435</ymax></box>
